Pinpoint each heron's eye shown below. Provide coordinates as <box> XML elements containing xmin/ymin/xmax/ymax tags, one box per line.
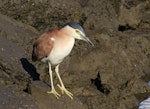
<box><xmin>76</xmin><ymin>29</ymin><xmax>80</xmax><ymax>33</ymax></box>
<box><xmin>75</xmin><ymin>29</ymin><xmax>80</xmax><ymax>34</ymax></box>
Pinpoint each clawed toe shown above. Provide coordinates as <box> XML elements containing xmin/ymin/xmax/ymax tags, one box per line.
<box><xmin>47</xmin><ymin>89</ymin><xmax>61</xmax><ymax>99</ymax></box>
<box><xmin>57</xmin><ymin>84</ymin><xmax>73</xmax><ymax>99</ymax></box>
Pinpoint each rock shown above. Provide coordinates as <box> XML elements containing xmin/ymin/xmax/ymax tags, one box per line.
<box><xmin>0</xmin><ymin>14</ymin><xmax>38</xmax><ymax>90</ymax></box>
<box><xmin>0</xmin><ymin>87</ymin><xmax>38</xmax><ymax>109</ymax></box>
<box><xmin>0</xmin><ymin>0</ymin><xmax>149</xmax><ymax>109</ymax></box>
<box><xmin>30</xmin><ymin>81</ymin><xmax>88</xmax><ymax>109</ymax></box>
<box><xmin>118</xmin><ymin>0</ymin><xmax>150</xmax><ymax>29</ymax></box>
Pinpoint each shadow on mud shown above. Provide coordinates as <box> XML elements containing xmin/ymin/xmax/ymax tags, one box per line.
<box><xmin>20</xmin><ymin>58</ymin><xmax>39</xmax><ymax>80</ymax></box>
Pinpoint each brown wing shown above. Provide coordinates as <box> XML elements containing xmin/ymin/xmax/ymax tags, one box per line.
<box><xmin>32</xmin><ymin>30</ymin><xmax>56</xmax><ymax>61</ymax></box>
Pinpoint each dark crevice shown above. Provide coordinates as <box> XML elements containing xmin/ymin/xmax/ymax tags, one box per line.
<box><xmin>23</xmin><ymin>83</ymin><xmax>31</xmax><ymax>94</ymax></box>
<box><xmin>91</xmin><ymin>72</ymin><xmax>110</xmax><ymax>95</ymax></box>
<box><xmin>118</xmin><ymin>24</ymin><xmax>136</xmax><ymax>31</ymax></box>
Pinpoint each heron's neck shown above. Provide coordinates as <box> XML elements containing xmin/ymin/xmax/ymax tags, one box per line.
<box><xmin>60</xmin><ymin>26</ymin><xmax>76</xmax><ymax>38</ymax></box>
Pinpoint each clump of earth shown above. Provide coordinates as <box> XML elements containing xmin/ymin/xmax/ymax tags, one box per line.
<box><xmin>0</xmin><ymin>0</ymin><xmax>150</xmax><ymax>109</ymax></box>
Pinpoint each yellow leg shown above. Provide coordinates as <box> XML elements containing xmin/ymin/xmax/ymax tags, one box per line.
<box><xmin>55</xmin><ymin>64</ymin><xmax>73</xmax><ymax>99</ymax></box>
<box><xmin>47</xmin><ymin>62</ymin><xmax>61</xmax><ymax>99</ymax></box>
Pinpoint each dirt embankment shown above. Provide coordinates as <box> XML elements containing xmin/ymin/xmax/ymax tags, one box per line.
<box><xmin>0</xmin><ymin>0</ymin><xmax>150</xmax><ymax>109</ymax></box>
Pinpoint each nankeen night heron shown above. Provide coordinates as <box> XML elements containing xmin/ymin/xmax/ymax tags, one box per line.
<box><xmin>32</xmin><ymin>22</ymin><xmax>94</xmax><ymax>99</ymax></box>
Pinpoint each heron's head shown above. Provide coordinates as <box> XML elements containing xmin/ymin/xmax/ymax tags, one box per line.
<box><xmin>63</xmin><ymin>22</ymin><xmax>94</xmax><ymax>46</ymax></box>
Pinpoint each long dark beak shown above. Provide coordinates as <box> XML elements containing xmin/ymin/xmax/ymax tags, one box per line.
<box><xmin>84</xmin><ymin>36</ymin><xmax>94</xmax><ymax>46</ymax></box>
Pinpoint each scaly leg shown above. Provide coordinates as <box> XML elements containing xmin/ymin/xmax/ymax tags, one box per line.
<box><xmin>47</xmin><ymin>62</ymin><xmax>61</xmax><ymax>99</ymax></box>
<box><xmin>55</xmin><ymin>64</ymin><xmax>73</xmax><ymax>99</ymax></box>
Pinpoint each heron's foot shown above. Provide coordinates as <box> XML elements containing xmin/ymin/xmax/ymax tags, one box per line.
<box><xmin>47</xmin><ymin>89</ymin><xmax>61</xmax><ymax>99</ymax></box>
<box><xmin>57</xmin><ymin>84</ymin><xmax>73</xmax><ymax>99</ymax></box>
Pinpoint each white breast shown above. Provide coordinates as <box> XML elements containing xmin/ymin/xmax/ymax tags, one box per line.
<box><xmin>47</xmin><ymin>37</ymin><xmax>75</xmax><ymax>65</ymax></box>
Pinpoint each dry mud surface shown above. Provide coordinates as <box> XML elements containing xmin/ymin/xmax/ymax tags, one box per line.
<box><xmin>0</xmin><ymin>0</ymin><xmax>150</xmax><ymax>109</ymax></box>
